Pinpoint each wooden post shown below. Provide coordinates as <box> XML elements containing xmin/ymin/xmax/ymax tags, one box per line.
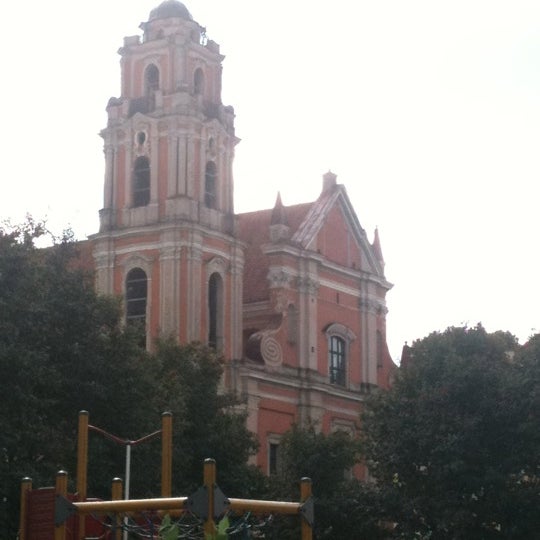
<box><xmin>55</xmin><ymin>471</ymin><xmax>68</xmax><ymax>540</ymax></box>
<box><xmin>19</xmin><ymin>477</ymin><xmax>32</xmax><ymax>540</ymax></box>
<box><xmin>161</xmin><ymin>412</ymin><xmax>172</xmax><ymax>498</ymax></box>
<box><xmin>77</xmin><ymin>410</ymin><xmax>89</xmax><ymax>540</ymax></box>
<box><xmin>300</xmin><ymin>477</ymin><xmax>313</xmax><ymax>540</ymax></box>
<box><xmin>203</xmin><ymin>459</ymin><xmax>216</xmax><ymax>538</ymax></box>
<box><xmin>111</xmin><ymin>478</ymin><xmax>123</xmax><ymax>540</ymax></box>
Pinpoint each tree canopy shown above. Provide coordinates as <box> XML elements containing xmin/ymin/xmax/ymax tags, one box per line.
<box><xmin>0</xmin><ymin>221</ymin><xmax>260</xmax><ymax>537</ymax></box>
<box><xmin>361</xmin><ymin>325</ymin><xmax>540</xmax><ymax>539</ymax></box>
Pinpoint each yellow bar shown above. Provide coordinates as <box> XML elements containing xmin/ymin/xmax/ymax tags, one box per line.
<box><xmin>55</xmin><ymin>471</ymin><xmax>68</xmax><ymax>540</ymax></box>
<box><xmin>76</xmin><ymin>411</ymin><xmax>89</xmax><ymax>540</ymax></box>
<box><xmin>72</xmin><ymin>496</ymin><xmax>188</xmax><ymax>514</ymax></box>
<box><xmin>161</xmin><ymin>412</ymin><xmax>172</xmax><ymax>498</ymax></box>
<box><xmin>300</xmin><ymin>477</ymin><xmax>313</xmax><ymax>540</ymax></box>
<box><xmin>18</xmin><ymin>477</ymin><xmax>32</xmax><ymax>540</ymax></box>
<box><xmin>111</xmin><ymin>478</ymin><xmax>123</xmax><ymax>540</ymax></box>
<box><xmin>76</xmin><ymin>411</ymin><xmax>89</xmax><ymax>500</ymax></box>
<box><xmin>228</xmin><ymin>498</ymin><xmax>301</xmax><ymax>515</ymax></box>
<box><xmin>203</xmin><ymin>459</ymin><xmax>216</xmax><ymax>538</ymax></box>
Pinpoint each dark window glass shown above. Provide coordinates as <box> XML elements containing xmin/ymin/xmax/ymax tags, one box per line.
<box><xmin>329</xmin><ymin>336</ymin><xmax>346</xmax><ymax>386</ymax></box>
<box><xmin>205</xmin><ymin>161</ymin><xmax>217</xmax><ymax>209</ymax></box>
<box><xmin>133</xmin><ymin>156</ymin><xmax>150</xmax><ymax>207</ymax></box>
<box><xmin>194</xmin><ymin>68</ymin><xmax>204</xmax><ymax>95</ymax></box>
<box><xmin>126</xmin><ymin>268</ymin><xmax>147</xmax><ymax>347</ymax></box>
<box><xmin>269</xmin><ymin>442</ymin><xmax>281</xmax><ymax>475</ymax></box>
<box><xmin>208</xmin><ymin>273</ymin><xmax>220</xmax><ymax>348</ymax></box>
<box><xmin>145</xmin><ymin>64</ymin><xmax>159</xmax><ymax>94</ymax></box>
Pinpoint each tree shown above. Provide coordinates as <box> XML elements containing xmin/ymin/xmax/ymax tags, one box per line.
<box><xmin>262</xmin><ymin>424</ymin><xmax>390</xmax><ymax>540</ymax></box>
<box><xmin>144</xmin><ymin>339</ymin><xmax>261</xmax><ymax>497</ymax></box>
<box><xmin>0</xmin><ymin>221</ymin><xmax>157</xmax><ymax>535</ymax></box>
<box><xmin>362</xmin><ymin>325</ymin><xmax>540</xmax><ymax>539</ymax></box>
<box><xmin>0</xmin><ymin>220</ymin><xmax>263</xmax><ymax>536</ymax></box>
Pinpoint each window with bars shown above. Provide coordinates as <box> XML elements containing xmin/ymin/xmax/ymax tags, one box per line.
<box><xmin>126</xmin><ymin>268</ymin><xmax>147</xmax><ymax>347</ymax></box>
<box><xmin>204</xmin><ymin>161</ymin><xmax>217</xmax><ymax>209</ymax></box>
<box><xmin>329</xmin><ymin>335</ymin><xmax>346</xmax><ymax>386</ymax></box>
<box><xmin>126</xmin><ymin>268</ymin><xmax>147</xmax><ymax>322</ymax></box>
<box><xmin>133</xmin><ymin>156</ymin><xmax>150</xmax><ymax>207</ymax></box>
<box><xmin>208</xmin><ymin>272</ymin><xmax>224</xmax><ymax>350</ymax></box>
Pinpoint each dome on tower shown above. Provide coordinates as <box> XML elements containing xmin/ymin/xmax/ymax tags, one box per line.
<box><xmin>149</xmin><ymin>0</ymin><xmax>192</xmax><ymax>21</ymax></box>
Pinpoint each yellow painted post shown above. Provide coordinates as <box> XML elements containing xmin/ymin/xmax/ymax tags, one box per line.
<box><xmin>300</xmin><ymin>477</ymin><xmax>313</xmax><ymax>540</ymax></box>
<box><xmin>19</xmin><ymin>477</ymin><xmax>32</xmax><ymax>540</ymax></box>
<box><xmin>161</xmin><ymin>412</ymin><xmax>172</xmax><ymax>498</ymax></box>
<box><xmin>111</xmin><ymin>478</ymin><xmax>123</xmax><ymax>540</ymax></box>
<box><xmin>55</xmin><ymin>471</ymin><xmax>68</xmax><ymax>540</ymax></box>
<box><xmin>76</xmin><ymin>410</ymin><xmax>89</xmax><ymax>540</ymax></box>
<box><xmin>203</xmin><ymin>459</ymin><xmax>216</xmax><ymax>538</ymax></box>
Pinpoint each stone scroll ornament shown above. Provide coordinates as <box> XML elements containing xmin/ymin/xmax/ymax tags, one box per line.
<box><xmin>260</xmin><ymin>334</ymin><xmax>283</xmax><ymax>367</ymax></box>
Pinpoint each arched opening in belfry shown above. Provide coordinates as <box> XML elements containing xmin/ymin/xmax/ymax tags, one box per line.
<box><xmin>144</xmin><ymin>64</ymin><xmax>160</xmax><ymax>95</ymax></box>
<box><xmin>194</xmin><ymin>67</ymin><xmax>204</xmax><ymax>95</ymax></box>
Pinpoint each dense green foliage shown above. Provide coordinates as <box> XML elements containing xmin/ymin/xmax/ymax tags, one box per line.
<box><xmin>4</xmin><ymin>220</ymin><xmax>540</xmax><ymax>539</ymax></box>
<box><xmin>0</xmin><ymin>221</ymin><xmax>259</xmax><ymax>537</ymax></box>
<box><xmin>262</xmin><ymin>425</ymin><xmax>389</xmax><ymax>539</ymax></box>
<box><xmin>362</xmin><ymin>325</ymin><xmax>540</xmax><ymax>539</ymax></box>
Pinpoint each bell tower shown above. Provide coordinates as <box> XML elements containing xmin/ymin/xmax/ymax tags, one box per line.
<box><xmin>92</xmin><ymin>0</ymin><xmax>244</xmax><ymax>357</ymax></box>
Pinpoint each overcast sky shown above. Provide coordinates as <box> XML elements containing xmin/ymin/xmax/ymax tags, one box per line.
<box><xmin>2</xmin><ymin>1</ymin><xmax>539</xmax><ymax>360</ymax></box>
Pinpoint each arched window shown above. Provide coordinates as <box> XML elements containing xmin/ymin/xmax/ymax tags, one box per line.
<box><xmin>208</xmin><ymin>272</ymin><xmax>223</xmax><ymax>349</ymax></box>
<box><xmin>133</xmin><ymin>156</ymin><xmax>150</xmax><ymax>207</ymax></box>
<box><xmin>325</xmin><ymin>323</ymin><xmax>356</xmax><ymax>387</ymax></box>
<box><xmin>125</xmin><ymin>268</ymin><xmax>147</xmax><ymax>335</ymax></box>
<box><xmin>204</xmin><ymin>161</ymin><xmax>217</xmax><ymax>209</ymax></box>
<box><xmin>329</xmin><ymin>336</ymin><xmax>346</xmax><ymax>386</ymax></box>
<box><xmin>194</xmin><ymin>67</ymin><xmax>204</xmax><ymax>95</ymax></box>
<box><xmin>144</xmin><ymin>64</ymin><xmax>160</xmax><ymax>95</ymax></box>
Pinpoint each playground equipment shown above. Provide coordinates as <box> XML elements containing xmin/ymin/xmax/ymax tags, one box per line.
<box><xmin>18</xmin><ymin>411</ymin><xmax>314</xmax><ymax>539</ymax></box>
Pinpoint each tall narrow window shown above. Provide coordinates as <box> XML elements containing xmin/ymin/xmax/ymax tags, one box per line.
<box><xmin>194</xmin><ymin>68</ymin><xmax>204</xmax><ymax>95</ymax></box>
<box><xmin>205</xmin><ymin>161</ymin><xmax>217</xmax><ymax>208</ymax></box>
<box><xmin>126</xmin><ymin>268</ymin><xmax>147</xmax><ymax>343</ymax></box>
<box><xmin>268</xmin><ymin>442</ymin><xmax>281</xmax><ymax>475</ymax></box>
<box><xmin>208</xmin><ymin>272</ymin><xmax>223</xmax><ymax>349</ymax></box>
<box><xmin>329</xmin><ymin>335</ymin><xmax>346</xmax><ymax>386</ymax></box>
<box><xmin>133</xmin><ymin>156</ymin><xmax>150</xmax><ymax>207</ymax></box>
<box><xmin>377</xmin><ymin>330</ymin><xmax>384</xmax><ymax>369</ymax></box>
<box><xmin>144</xmin><ymin>64</ymin><xmax>159</xmax><ymax>94</ymax></box>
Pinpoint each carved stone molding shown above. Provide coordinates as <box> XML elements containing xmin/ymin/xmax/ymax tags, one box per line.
<box><xmin>267</xmin><ymin>269</ymin><xmax>293</xmax><ymax>289</ymax></box>
<box><xmin>206</xmin><ymin>256</ymin><xmax>228</xmax><ymax>276</ymax></box>
<box><xmin>358</xmin><ymin>297</ymin><xmax>388</xmax><ymax>315</ymax></box>
<box><xmin>296</xmin><ymin>276</ymin><xmax>320</xmax><ymax>295</ymax></box>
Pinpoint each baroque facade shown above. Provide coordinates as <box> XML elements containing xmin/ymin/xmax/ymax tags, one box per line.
<box><xmin>89</xmin><ymin>0</ymin><xmax>395</xmax><ymax>474</ymax></box>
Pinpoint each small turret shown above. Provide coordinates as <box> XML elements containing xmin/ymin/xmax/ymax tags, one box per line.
<box><xmin>371</xmin><ymin>227</ymin><xmax>385</xmax><ymax>269</ymax></box>
<box><xmin>270</xmin><ymin>193</ymin><xmax>290</xmax><ymax>242</ymax></box>
<box><xmin>322</xmin><ymin>170</ymin><xmax>337</xmax><ymax>192</ymax></box>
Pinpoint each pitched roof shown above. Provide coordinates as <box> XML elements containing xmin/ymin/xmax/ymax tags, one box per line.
<box><xmin>237</xmin><ymin>201</ymin><xmax>312</xmax><ymax>303</ymax></box>
<box><xmin>237</xmin><ymin>180</ymin><xmax>389</xmax><ymax>304</ymax></box>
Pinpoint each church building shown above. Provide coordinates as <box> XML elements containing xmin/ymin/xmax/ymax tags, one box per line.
<box><xmin>90</xmin><ymin>0</ymin><xmax>395</xmax><ymax>474</ymax></box>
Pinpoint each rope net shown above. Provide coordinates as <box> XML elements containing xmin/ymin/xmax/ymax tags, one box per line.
<box><xmin>83</xmin><ymin>511</ymin><xmax>277</xmax><ymax>539</ymax></box>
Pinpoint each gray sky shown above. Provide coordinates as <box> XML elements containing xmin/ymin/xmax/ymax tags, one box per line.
<box><xmin>2</xmin><ymin>1</ymin><xmax>539</xmax><ymax>360</ymax></box>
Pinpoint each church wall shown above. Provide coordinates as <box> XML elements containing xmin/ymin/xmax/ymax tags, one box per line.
<box><xmin>91</xmin><ymin>1</ymin><xmax>395</xmax><ymax>477</ymax></box>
